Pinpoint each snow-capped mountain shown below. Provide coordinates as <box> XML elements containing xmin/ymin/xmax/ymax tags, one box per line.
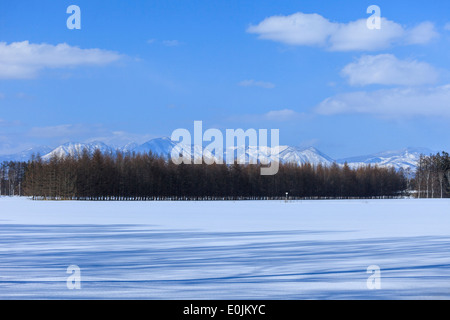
<box><xmin>279</xmin><ymin>146</ymin><xmax>334</xmax><ymax>166</ymax></box>
<box><xmin>131</xmin><ymin>137</ymin><xmax>206</xmax><ymax>160</ymax></box>
<box><xmin>41</xmin><ymin>141</ymin><xmax>115</xmax><ymax>161</ymax></box>
<box><xmin>0</xmin><ymin>146</ymin><xmax>53</xmax><ymax>162</ymax></box>
<box><xmin>132</xmin><ymin>137</ymin><xmax>177</xmax><ymax>157</ymax></box>
<box><xmin>120</xmin><ymin>142</ymin><xmax>139</xmax><ymax>153</ymax></box>
<box><xmin>222</xmin><ymin>145</ymin><xmax>333</xmax><ymax>166</ymax></box>
<box><xmin>131</xmin><ymin>139</ymin><xmax>335</xmax><ymax>166</ymax></box>
<box><xmin>337</xmin><ymin>147</ymin><xmax>433</xmax><ymax>170</ymax></box>
<box><xmin>0</xmin><ymin>138</ymin><xmax>434</xmax><ymax>171</ymax></box>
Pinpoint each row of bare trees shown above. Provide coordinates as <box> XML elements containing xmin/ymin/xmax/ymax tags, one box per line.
<box><xmin>414</xmin><ymin>152</ymin><xmax>450</xmax><ymax>198</ymax></box>
<box><xmin>0</xmin><ymin>161</ymin><xmax>27</xmax><ymax>196</ymax></box>
<box><xmin>9</xmin><ymin>149</ymin><xmax>450</xmax><ymax>201</ymax></box>
<box><xmin>18</xmin><ymin>150</ymin><xmax>408</xmax><ymax>200</ymax></box>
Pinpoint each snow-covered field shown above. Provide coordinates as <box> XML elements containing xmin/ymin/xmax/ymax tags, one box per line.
<box><xmin>0</xmin><ymin>197</ymin><xmax>449</xmax><ymax>299</ymax></box>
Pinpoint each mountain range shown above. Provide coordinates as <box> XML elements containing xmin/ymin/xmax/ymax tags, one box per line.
<box><xmin>0</xmin><ymin>137</ymin><xmax>433</xmax><ymax>171</ymax></box>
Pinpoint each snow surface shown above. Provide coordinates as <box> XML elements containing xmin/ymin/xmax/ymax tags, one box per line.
<box><xmin>0</xmin><ymin>197</ymin><xmax>449</xmax><ymax>299</ymax></box>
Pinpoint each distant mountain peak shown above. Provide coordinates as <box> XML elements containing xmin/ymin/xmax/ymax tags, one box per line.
<box><xmin>337</xmin><ymin>147</ymin><xmax>434</xmax><ymax>170</ymax></box>
<box><xmin>41</xmin><ymin>141</ymin><xmax>115</xmax><ymax>160</ymax></box>
<box><xmin>0</xmin><ymin>145</ymin><xmax>53</xmax><ymax>162</ymax></box>
<box><xmin>0</xmin><ymin>138</ymin><xmax>434</xmax><ymax>171</ymax></box>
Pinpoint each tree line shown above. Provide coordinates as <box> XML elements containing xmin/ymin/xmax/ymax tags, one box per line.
<box><xmin>414</xmin><ymin>152</ymin><xmax>450</xmax><ymax>198</ymax></box>
<box><xmin>0</xmin><ymin>149</ymin><xmax>408</xmax><ymax>200</ymax></box>
<box><xmin>0</xmin><ymin>161</ymin><xmax>26</xmax><ymax>196</ymax></box>
<box><xmin>7</xmin><ymin>149</ymin><xmax>450</xmax><ymax>201</ymax></box>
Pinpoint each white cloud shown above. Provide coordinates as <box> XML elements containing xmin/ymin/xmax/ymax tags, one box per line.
<box><xmin>28</xmin><ymin>123</ymin><xmax>155</xmax><ymax>148</ymax></box>
<box><xmin>264</xmin><ymin>109</ymin><xmax>301</xmax><ymax>121</ymax></box>
<box><xmin>329</xmin><ymin>18</ymin><xmax>405</xmax><ymax>51</ymax></box>
<box><xmin>0</xmin><ymin>41</ymin><xmax>121</xmax><ymax>79</ymax></box>
<box><xmin>405</xmin><ymin>22</ymin><xmax>439</xmax><ymax>45</ymax></box>
<box><xmin>238</xmin><ymin>79</ymin><xmax>275</xmax><ymax>89</ymax></box>
<box><xmin>247</xmin><ymin>12</ymin><xmax>337</xmax><ymax>47</ymax></box>
<box><xmin>0</xmin><ymin>118</ymin><xmax>21</xmax><ymax>127</ymax></box>
<box><xmin>162</xmin><ymin>40</ymin><xmax>182</xmax><ymax>47</ymax></box>
<box><xmin>341</xmin><ymin>54</ymin><xmax>439</xmax><ymax>86</ymax></box>
<box><xmin>315</xmin><ymin>85</ymin><xmax>450</xmax><ymax>117</ymax></box>
<box><xmin>445</xmin><ymin>23</ymin><xmax>450</xmax><ymax>31</ymax></box>
<box><xmin>247</xmin><ymin>12</ymin><xmax>438</xmax><ymax>51</ymax></box>
<box><xmin>86</xmin><ymin>130</ymin><xmax>156</xmax><ymax>147</ymax></box>
<box><xmin>28</xmin><ymin>124</ymin><xmax>93</xmax><ymax>139</ymax></box>
<box><xmin>0</xmin><ymin>140</ymin><xmax>34</xmax><ymax>156</ymax></box>
<box><xmin>227</xmin><ymin>108</ymin><xmax>306</xmax><ymax>123</ymax></box>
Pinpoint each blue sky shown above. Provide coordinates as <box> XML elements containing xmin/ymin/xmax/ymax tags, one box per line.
<box><xmin>1</xmin><ymin>0</ymin><xmax>450</xmax><ymax>158</ymax></box>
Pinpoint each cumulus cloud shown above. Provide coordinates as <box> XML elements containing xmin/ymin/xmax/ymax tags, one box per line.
<box><xmin>405</xmin><ymin>22</ymin><xmax>439</xmax><ymax>45</ymax></box>
<box><xmin>0</xmin><ymin>41</ymin><xmax>121</xmax><ymax>79</ymax></box>
<box><xmin>329</xmin><ymin>18</ymin><xmax>405</xmax><ymax>51</ymax></box>
<box><xmin>341</xmin><ymin>54</ymin><xmax>439</xmax><ymax>86</ymax></box>
<box><xmin>247</xmin><ymin>13</ymin><xmax>337</xmax><ymax>47</ymax></box>
<box><xmin>315</xmin><ymin>85</ymin><xmax>450</xmax><ymax>117</ymax></box>
<box><xmin>247</xmin><ymin>12</ymin><xmax>438</xmax><ymax>51</ymax></box>
<box><xmin>238</xmin><ymin>79</ymin><xmax>275</xmax><ymax>89</ymax></box>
